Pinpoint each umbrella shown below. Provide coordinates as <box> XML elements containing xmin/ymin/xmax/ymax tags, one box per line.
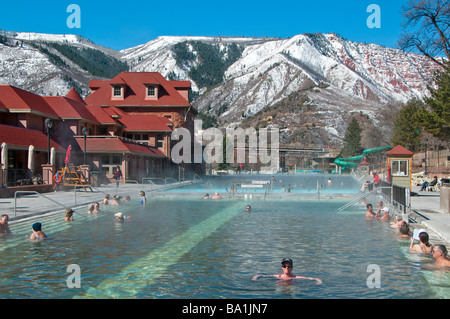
<box><xmin>64</xmin><ymin>145</ymin><xmax>72</xmax><ymax>164</ymax></box>
<box><xmin>28</xmin><ymin>145</ymin><xmax>35</xmax><ymax>172</ymax></box>
<box><xmin>1</xmin><ymin>142</ymin><xmax>7</xmax><ymax>170</ymax></box>
<box><xmin>50</xmin><ymin>147</ymin><xmax>56</xmax><ymax>166</ymax></box>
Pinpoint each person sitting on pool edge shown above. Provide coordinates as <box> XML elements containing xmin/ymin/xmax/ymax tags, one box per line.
<box><xmin>30</xmin><ymin>222</ymin><xmax>47</xmax><ymax>241</ymax></box>
<box><xmin>252</xmin><ymin>258</ymin><xmax>322</xmax><ymax>284</ymax></box>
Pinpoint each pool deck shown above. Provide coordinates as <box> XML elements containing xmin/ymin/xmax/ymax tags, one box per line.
<box><xmin>2</xmin><ymin>181</ymin><xmax>450</xmax><ymax>246</ymax></box>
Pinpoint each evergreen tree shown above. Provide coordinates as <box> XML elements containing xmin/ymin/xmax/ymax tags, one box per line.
<box><xmin>391</xmin><ymin>98</ymin><xmax>424</xmax><ymax>152</ymax></box>
<box><xmin>341</xmin><ymin>118</ymin><xmax>363</xmax><ymax>157</ymax></box>
<box><xmin>421</xmin><ymin>67</ymin><xmax>450</xmax><ymax>146</ymax></box>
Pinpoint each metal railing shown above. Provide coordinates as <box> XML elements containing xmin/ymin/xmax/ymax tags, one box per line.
<box><xmin>14</xmin><ymin>191</ymin><xmax>67</xmax><ymax>217</ymax></box>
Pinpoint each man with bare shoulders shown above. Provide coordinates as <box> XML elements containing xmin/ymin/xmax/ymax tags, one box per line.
<box><xmin>0</xmin><ymin>214</ymin><xmax>11</xmax><ymax>235</ymax></box>
<box><xmin>365</xmin><ymin>204</ymin><xmax>377</xmax><ymax>219</ymax></box>
<box><xmin>252</xmin><ymin>258</ymin><xmax>322</xmax><ymax>284</ymax></box>
<box><xmin>432</xmin><ymin>245</ymin><xmax>450</xmax><ymax>268</ymax></box>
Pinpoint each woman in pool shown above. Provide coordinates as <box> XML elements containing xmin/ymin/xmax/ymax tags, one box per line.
<box><xmin>65</xmin><ymin>208</ymin><xmax>75</xmax><ymax>222</ymax></box>
<box><xmin>398</xmin><ymin>222</ymin><xmax>411</xmax><ymax>239</ymax></box>
<box><xmin>30</xmin><ymin>222</ymin><xmax>47</xmax><ymax>241</ymax></box>
<box><xmin>410</xmin><ymin>231</ymin><xmax>433</xmax><ymax>255</ymax></box>
<box><xmin>252</xmin><ymin>258</ymin><xmax>322</xmax><ymax>284</ymax></box>
<box><xmin>88</xmin><ymin>202</ymin><xmax>100</xmax><ymax>214</ymax></box>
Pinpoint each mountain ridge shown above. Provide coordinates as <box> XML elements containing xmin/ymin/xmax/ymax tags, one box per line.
<box><xmin>0</xmin><ymin>30</ymin><xmax>441</xmax><ymax>146</ymax></box>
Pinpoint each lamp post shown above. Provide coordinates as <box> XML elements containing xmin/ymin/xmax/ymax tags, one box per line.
<box><xmin>82</xmin><ymin>126</ymin><xmax>88</xmax><ymax>165</ymax></box>
<box><xmin>45</xmin><ymin>118</ymin><xmax>53</xmax><ymax>164</ymax></box>
<box><xmin>424</xmin><ymin>138</ymin><xmax>428</xmax><ymax>175</ymax></box>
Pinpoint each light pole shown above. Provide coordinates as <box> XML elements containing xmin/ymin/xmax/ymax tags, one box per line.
<box><xmin>424</xmin><ymin>138</ymin><xmax>428</xmax><ymax>175</ymax></box>
<box><xmin>45</xmin><ymin>118</ymin><xmax>53</xmax><ymax>164</ymax></box>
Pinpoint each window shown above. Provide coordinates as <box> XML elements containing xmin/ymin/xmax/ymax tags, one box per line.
<box><xmin>113</xmin><ymin>85</ymin><xmax>122</xmax><ymax>97</ymax></box>
<box><xmin>157</xmin><ymin>134</ymin><xmax>164</xmax><ymax>149</ymax></box>
<box><xmin>147</xmin><ymin>85</ymin><xmax>156</xmax><ymax>97</ymax></box>
<box><xmin>391</xmin><ymin>160</ymin><xmax>408</xmax><ymax>176</ymax></box>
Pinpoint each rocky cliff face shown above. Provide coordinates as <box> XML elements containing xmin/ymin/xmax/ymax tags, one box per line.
<box><xmin>0</xmin><ymin>31</ymin><xmax>441</xmax><ymax>146</ymax></box>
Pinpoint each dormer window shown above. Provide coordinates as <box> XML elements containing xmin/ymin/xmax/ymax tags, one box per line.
<box><xmin>112</xmin><ymin>85</ymin><xmax>124</xmax><ymax>99</ymax></box>
<box><xmin>146</xmin><ymin>84</ymin><xmax>158</xmax><ymax>99</ymax></box>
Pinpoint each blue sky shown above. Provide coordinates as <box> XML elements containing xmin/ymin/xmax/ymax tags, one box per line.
<box><xmin>0</xmin><ymin>1</ymin><xmax>408</xmax><ymax>51</ymax></box>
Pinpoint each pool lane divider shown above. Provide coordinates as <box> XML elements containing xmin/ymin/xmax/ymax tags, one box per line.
<box><xmin>78</xmin><ymin>202</ymin><xmax>242</xmax><ymax>299</ymax></box>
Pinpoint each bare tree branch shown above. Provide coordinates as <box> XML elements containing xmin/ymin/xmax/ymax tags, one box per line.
<box><xmin>399</xmin><ymin>0</ymin><xmax>450</xmax><ymax>66</ymax></box>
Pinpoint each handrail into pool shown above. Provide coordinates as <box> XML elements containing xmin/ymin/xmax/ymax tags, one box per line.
<box><xmin>165</xmin><ymin>178</ymin><xmax>178</xmax><ymax>184</ymax></box>
<box><xmin>14</xmin><ymin>191</ymin><xmax>67</xmax><ymax>217</ymax></box>
<box><xmin>337</xmin><ymin>188</ymin><xmax>380</xmax><ymax>211</ymax></box>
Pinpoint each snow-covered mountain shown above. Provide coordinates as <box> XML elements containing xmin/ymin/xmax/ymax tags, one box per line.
<box><xmin>0</xmin><ymin>31</ymin><xmax>441</xmax><ymax>145</ymax></box>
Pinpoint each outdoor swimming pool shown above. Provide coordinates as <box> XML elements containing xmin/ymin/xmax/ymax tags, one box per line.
<box><xmin>0</xmin><ymin>174</ymin><xmax>449</xmax><ymax>299</ymax></box>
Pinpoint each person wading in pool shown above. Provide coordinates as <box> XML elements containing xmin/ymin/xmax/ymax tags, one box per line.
<box><xmin>29</xmin><ymin>222</ymin><xmax>47</xmax><ymax>241</ymax></box>
<box><xmin>365</xmin><ymin>203</ymin><xmax>377</xmax><ymax>219</ymax></box>
<box><xmin>431</xmin><ymin>245</ymin><xmax>450</xmax><ymax>268</ymax></box>
<box><xmin>252</xmin><ymin>258</ymin><xmax>322</xmax><ymax>284</ymax></box>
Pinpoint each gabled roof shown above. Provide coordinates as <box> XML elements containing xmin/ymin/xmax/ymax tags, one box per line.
<box><xmin>108</xmin><ymin>107</ymin><xmax>172</xmax><ymax>132</ymax></box>
<box><xmin>387</xmin><ymin>145</ymin><xmax>414</xmax><ymax>156</ymax></box>
<box><xmin>118</xmin><ymin>113</ymin><xmax>172</xmax><ymax>132</ymax></box>
<box><xmin>0</xmin><ymin>85</ymin><xmax>58</xmax><ymax>118</ymax></box>
<box><xmin>43</xmin><ymin>96</ymin><xmax>98</xmax><ymax>123</ymax></box>
<box><xmin>86</xmin><ymin>105</ymin><xmax>119</xmax><ymax>125</ymax></box>
<box><xmin>74</xmin><ymin>137</ymin><xmax>165</xmax><ymax>157</ymax></box>
<box><xmin>0</xmin><ymin>124</ymin><xmax>64</xmax><ymax>150</ymax></box>
<box><xmin>84</xmin><ymin>72</ymin><xmax>191</xmax><ymax>107</ymax></box>
<box><xmin>65</xmin><ymin>87</ymin><xmax>86</xmax><ymax>105</ymax></box>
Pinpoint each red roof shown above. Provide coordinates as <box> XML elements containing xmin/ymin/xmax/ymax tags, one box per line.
<box><xmin>386</xmin><ymin>145</ymin><xmax>414</xmax><ymax>156</ymax></box>
<box><xmin>65</xmin><ymin>88</ymin><xmax>86</xmax><ymax>105</ymax></box>
<box><xmin>74</xmin><ymin>137</ymin><xmax>165</xmax><ymax>157</ymax></box>
<box><xmin>0</xmin><ymin>124</ymin><xmax>64</xmax><ymax>150</ymax></box>
<box><xmin>84</xmin><ymin>72</ymin><xmax>191</xmax><ymax>107</ymax></box>
<box><xmin>86</xmin><ymin>105</ymin><xmax>118</xmax><ymax>125</ymax></box>
<box><xmin>43</xmin><ymin>96</ymin><xmax>98</xmax><ymax>123</ymax></box>
<box><xmin>0</xmin><ymin>85</ymin><xmax>58</xmax><ymax>118</ymax></box>
<box><xmin>119</xmin><ymin>114</ymin><xmax>172</xmax><ymax>132</ymax></box>
<box><xmin>106</xmin><ymin>107</ymin><xmax>171</xmax><ymax>132</ymax></box>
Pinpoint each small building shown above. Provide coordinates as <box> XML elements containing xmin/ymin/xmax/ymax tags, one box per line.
<box><xmin>386</xmin><ymin>145</ymin><xmax>414</xmax><ymax>189</ymax></box>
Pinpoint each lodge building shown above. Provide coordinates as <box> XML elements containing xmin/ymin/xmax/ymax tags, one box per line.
<box><xmin>0</xmin><ymin>72</ymin><xmax>197</xmax><ymax>188</ymax></box>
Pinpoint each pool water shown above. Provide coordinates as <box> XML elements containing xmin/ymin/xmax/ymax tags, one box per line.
<box><xmin>1</xmin><ymin>179</ymin><xmax>449</xmax><ymax>299</ymax></box>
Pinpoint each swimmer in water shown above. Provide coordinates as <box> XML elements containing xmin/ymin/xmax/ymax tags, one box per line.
<box><xmin>30</xmin><ymin>222</ymin><xmax>47</xmax><ymax>241</ymax></box>
<box><xmin>65</xmin><ymin>208</ymin><xmax>75</xmax><ymax>222</ymax></box>
<box><xmin>139</xmin><ymin>191</ymin><xmax>146</xmax><ymax>207</ymax></box>
<box><xmin>252</xmin><ymin>258</ymin><xmax>322</xmax><ymax>284</ymax></box>
<box><xmin>431</xmin><ymin>245</ymin><xmax>450</xmax><ymax>268</ymax></box>
<box><xmin>365</xmin><ymin>204</ymin><xmax>377</xmax><ymax>219</ymax></box>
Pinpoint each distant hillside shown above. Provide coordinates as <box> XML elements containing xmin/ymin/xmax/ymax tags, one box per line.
<box><xmin>0</xmin><ymin>31</ymin><xmax>441</xmax><ymax>146</ymax></box>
